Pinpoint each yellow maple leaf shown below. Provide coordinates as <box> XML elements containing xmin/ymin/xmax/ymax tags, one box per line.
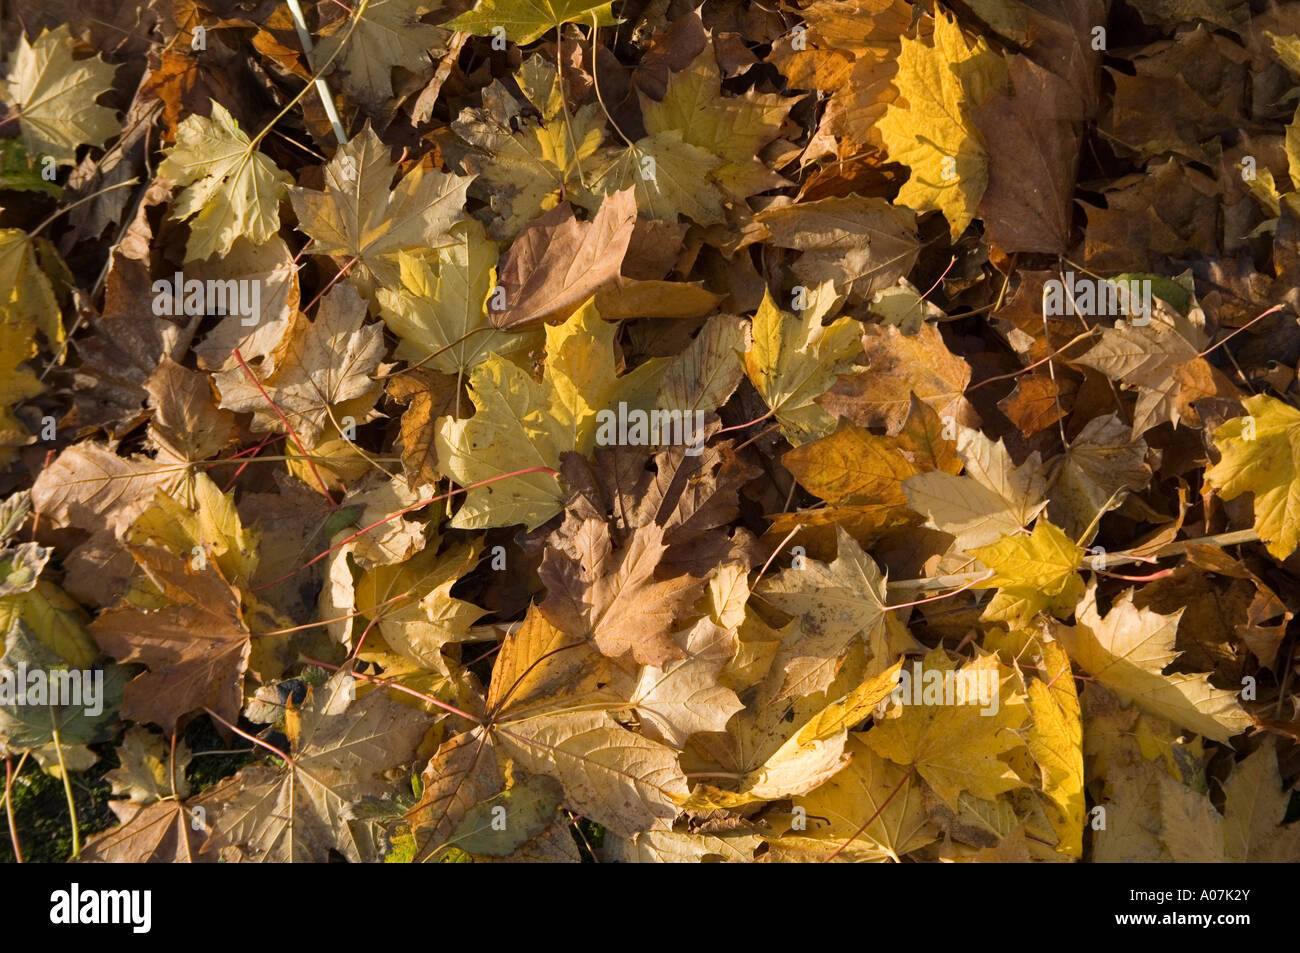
<box><xmin>375</xmin><ymin>221</ymin><xmax>538</xmax><ymax>375</ymax></box>
<box><xmin>0</xmin><ymin>319</ymin><xmax>42</xmax><ymax>465</ymax></box>
<box><xmin>640</xmin><ymin>47</ymin><xmax>790</xmax><ymax>200</ymax></box>
<box><xmin>743</xmin><ymin>284</ymin><xmax>860</xmax><ymax>445</ymax></box>
<box><xmin>876</xmin><ymin>11</ymin><xmax>1005</xmax><ymax>238</ymax></box>
<box><xmin>970</xmin><ymin>518</ymin><xmax>1084</xmax><ymax>627</ymax></box>
<box><xmin>863</xmin><ymin>649</ymin><xmax>1028</xmax><ymax>808</ymax></box>
<box><xmin>1205</xmin><ymin>394</ymin><xmax>1300</xmax><ymax>560</ymax></box>
<box><xmin>158</xmin><ymin>102</ymin><xmax>293</xmax><ymax>261</ymax></box>
<box><xmin>1025</xmin><ymin>639</ymin><xmax>1084</xmax><ymax>858</ymax></box>
<box><xmin>1056</xmin><ymin>585</ymin><xmax>1253</xmax><ymax>744</ymax></box>
<box><xmin>454</xmin><ymin>57</ymin><xmax>607</xmax><ymax>238</ymax></box>
<box><xmin>435</xmin><ymin>299</ymin><xmax>662</xmax><ymax>530</ymax></box>
<box><xmin>447</xmin><ymin>0</ymin><xmax>617</xmax><ymax>45</ymax></box>
<box><xmin>291</xmin><ymin>126</ymin><xmax>472</xmax><ymax>292</ymax></box>
<box><xmin>5</xmin><ymin>25</ymin><xmax>119</xmax><ymax>167</ymax></box>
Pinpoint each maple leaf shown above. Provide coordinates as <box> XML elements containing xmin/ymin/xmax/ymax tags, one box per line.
<box><xmin>628</xmin><ymin>619</ymin><xmax>744</xmax><ymax>748</ymax></box>
<box><xmin>452</xmin><ymin>57</ymin><xmax>607</xmax><ymax>239</ymax></box>
<box><xmin>970</xmin><ymin>518</ymin><xmax>1085</xmax><ymax>627</ymax></box>
<box><xmin>1025</xmin><ymin>639</ymin><xmax>1084</xmax><ymax>857</ymax></box>
<box><xmin>0</xmin><ymin>227</ymin><xmax>62</xmax><ymax>347</ymax></box>
<box><xmin>376</xmin><ymin>221</ymin><xmax>534</xmax><ymax>375</ymax></box>
<box><xmin>903</xmin><ymin>424</ymin><xmax>1047</xmax><ymax>553</ymax></box>
<box><xmin>744</xmin><ymin>284</ymin><xmax>861</xmax><ymax>445</ymax></box>
<box><xmin>755</xmin><ymin>196</ymin><xmax>919</xmax><ymax>302</ymax></box>
<box><xmin>1055</xmin><ymin>586</ymin><xmax>1253</xmax><ymax>743</ymax></box>
<box><xmin>769</xmin><ymin>0</ymin><xmax>911</xmax><ymax>157</ymax></box>
<box><xmin>80</xmin><ymin>799</ymin><xmax>212</xmax><ymax>863</ymax></box>
<box><xmin>1158</xmin><ymin>739</ymin><xmax>1300</xmax><ymax>862</ymax></box>
<box><xmin>864</xmin><ymin>650</ymin><xmax>1028</xmax><ymax>808</ymax></box>
<box><xmin>492</xmin><ymin>187</ymin><xmax>636</xmax><ymax>329</ymax></box>
<box><xmin>754</xmin><ymin>527</ymin><xmax>889</xmax><ymax>701</ymax></box>
<box><xmin>290</xmin><ymin>125</ymin><xmax>472</xmax><ymax>293</ymax></box>
<box><xmin>783</xmin><ymin>420</ymin><xmax>917</xmax><ymax>509</ymax></box>
<box><xmin>1205</xmin><ymin>394</ymin><xmax>1300</xmax><ymax>560</ymax></box>
<box><xmin>447</xmin><ymin>0</ymin><xmax>617</xmax><ymax>45</ymax></box>
<box><xmin>771</xmin><ymin>734</ymin><xmax>934</xmax><ymax>862</ymax></box>
<box><xmin>435</xmin><ymin>298</ymin><xmax>660</xmax><ymax>530</ymax></box>
<box><xmin>4</xmin><ymin>25</ymin><xmax>118</xmax><ymax>167</ymax></box>
<box><xmin>495</xmin><ymin>710</ymin><xmax>688</xmax><ymax>837</ymax></box>
<box><xmin>215</xmin><ymin>284</ymin><xmax>384</xmax><ymax>445</ymax></box>
<box><xmin>538</xmin><ymin>516</ymin><xmax>704</xmax><ymax>668</ymax></box>
<box><xmin>354</xmin><ymin>540</ymin><xmax>488</xmax><ymax>673</ymax></box>
<box><xmin>313</xmin><ymin>0</ymin><xmax>447</xmax><ymax>108</ymax></box>
<box><xmin>1071</xmin><ymin>304</ymin><xmax>1227</xmax><ymax>437</ymax></box>
<box><xmin>818</xmin><ymin>321</ymin><xmax>977</xmax><ymax>435</ymax></box>
<box><xmin>637</xmin><ymin>47</ymin><xmax>790</xmax><ymax>202</ymax></box>
<box><xmin>877</xmin><ymin>11</ymin><xmax>1006</xmax><ymax>238</ymax></box>
<box><xmin>90</xmin><ymin>546</ymin><xmax>252</xmax><ymax>729</ymax></box>
<box><xmin>157</xmin><ymin>102</ymin><xmax>293</xmax><ymax>261</ymax></box>
<box><xmin>207</xmin><ymin>670</ymin><xmax>430</xmax><ymax>862</ymax></box>
<box><xmin>1046</xmin><ymin>413</ymin><xmax>1153</xmax><ymax>540</ymax></box>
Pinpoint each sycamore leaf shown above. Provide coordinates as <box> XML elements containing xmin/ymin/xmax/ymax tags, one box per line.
<box><xmin>755</xmin><ymin>197</ymin><xmax>919</xmax><ymax>302</ymax></box>
<box><xmin>587</xmin><ymin>131</ymin><xmax>724</xmax><ymax>224</ymax></box>
<box><xmin>90</xmin><ymin>547</ymin><xmax>252</xmax><ymax>729</ymax></box>
<box><xmin>435</xmin><ymin>299</ymin><xmax>658</xmax><ymax>530</ymax></box>
<box><xmin>376</xmin><ymin>221</ymin><xmax>534</xmax><ymax>375</ymax></box>
<box><xmin>744</xmin><ymin>284</ymin><xmax>860</xmax><ymax>445</ymax></box>
<box><xmin>904</xmin><ymin>424</ymin><xmax>1047</xmax><ymax>553</ymax></box>
<box><xmin>639</xmin><ymin>47</ymin><xmax>790</xmax><ymax>202</ymax></box>
<box><xmin>406</xmin><ymin>727</ymin><xmax>501</xmax><ymax>861</ymax></box>
<box><xmin>447</xmin><ymin>0</ymin><xmax>618</xmax><ymax>45</ymax></box>
<box><xmin>775</xmin><ymin>734</ymin><xmax>934</xmax><ymax>862</ymax></box>
<box><xmin>492</xmin><ymin>188</ymin><xmax>636</xmax><ymax>329</ymax></box>
<box><xmin>106</xmin><ymin>726</ymin><xmax>192</xmax><ymax>803</ymax></box>
<box><xmin>215</xmin><ymin>284</ymin><xmax>384</xmax><ymax>444</ymax></box>
<box><xmin>354</xmin><ymin>540</ymin><xmax>488</xmax><ymax>672</ymax></box>
<box><xmin>1205</xmin><ymin>394</ymin><xmax>1300</xmax><ymax>561</ymax></box>
<box><xmin>877</xmin><ymin>11</ymin><xmax>1006</xmax><ymax>238</ymax></box>
<box><xmin>970</xmin><ymin>519</ymin><xmax>1085</xmax><ymax>627</ymax></box>
<box><xmin>1158</xmin><ymin>739</ymin><xmax>1300</xmax><ymax>862</ymax></box>
<box><xmin>314</xmin><ymin>0</ymin><xmax>447</xmax><ymax>108</ymax></box>
<box><xmin>127</xmin><ymin>472</ymin><xmax>260</xmax><ymax>586</ymax></box>
<box><xmin>819</xmin><ymin>321</ymin><xmax>976</xmax><ymax>435</ymax></box>
<box><xmin>486</xmin><ymin>604</ymin><xmax>613</xmax><ymax>723</ymax></box>
<box><xmin>453</xmin><ymin>59</ymin><xmax>607</xmax><ymax>239</ymax></box>
<box><xmin>539</xmin><ymin>517</ymin><xmax>703</xmax><ymax>667</ymax></box>
<box><xmin>783</xmin><ymin>420</ymin><xmax>916</xmax><ymax>508</ymax></box>
<box><xmin>863</xmin><ymin>650</ymin><xmax>1028</xmax><ymax>808</ymax></box>
<box><xmin>0</xmin><ymin>228</ymin><xmax>62</xmax><ymax>347</ymax></box>
<box><xmin>1046</xmin><ymin>414</ymin><xmax>1152</xmax><ymax>540</ymax></box>
<box><xmin>1071</xmin><ymin>308</ymin><xmax>1220</xmax><ymax>438</ymax></box>
<box><xmin>5</xmin><ymin>25</ymin><xmax>118</xmax><ymax>167</ymax></box>
<box><xmin>207</xmin><ymin>669</ymin><xmax>430</xmax><ymax>862</ymax></box>
<box><xmin>629</xmin><ymin>618</ymin><xmax>743</xmax><ymax>748</ymax></box>
<box><xmin>80</xmin><ymin>799</ymin><xmax>212</xmax><ymax>863</ymax></box>
<box><xmin>446</xmin><ymin>775</ymin><xmax>565</xmax><ymax>856</ymax></box>
<box><xmin>1055</xmin><ymin>586</ymin><xmax>1253</xmax><ymax>743</ymax></box>
<box><xmin>754</xmin><ymin>527</ymin><xmax>889</xmax><ymax>700</ymax></box>
<box><xmin>290</xmin><ymin>126</ymin><xmax>472</xmax><ymax>293</ymax></box>
<box><xmin>495</xmin><ymin>710</ymin><xmax>687</xmax><ymax>837</ymax></box>
<box><xmin>1025</xmin><ymin>639</ymin><xmax>1084</xmax><ymax>858</ymax></box>
<box><xmin>158</xmin><ymin>102</ymin><xmax>292</xmax><ymax>261</ymax></box>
